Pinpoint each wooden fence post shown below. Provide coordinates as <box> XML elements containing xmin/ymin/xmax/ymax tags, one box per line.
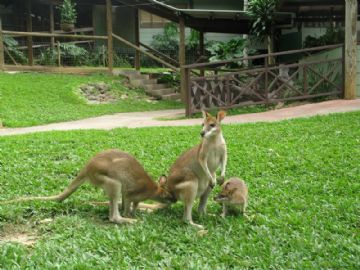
<box><xmin>0</xmin><ymin>16</ymin><xmax>4</xmax><ymax>70</ymax></box>
<box><xmin>50</xmin><ymin>3</ymin><xmax>55</xmax><ymax>49</ymax></box>
<box><xmin>134</xmin><ymin>8</ymin><xmax>140</xmax><ymax>71</ymax></box>
<box><xmin>344</xmin><ymin>0</ymin><xmax>357</xmax><ymax>99</ymax></box>
<box><xmin>27</xmin><ymin>0</ymin><xmax>33</xmax><ymax>66</ymax></box>
<box><xmin>106</xmin><ymin>0</ymin><xmax>113</xmax><ymax>73</ymax></box>
<box><xmin>264</xmin><ymin>57</ymin><xmax>269</xmax><ymax>103</ymax></box>
<box><xmin>179</xmin><ymin>16</ymin><xmax>186</xmax><ymax>102</ymax></box>
<box><xmin>57</xmin><ymin>41</ymin><xmax>61</xmax><ymax>66</ymax></box>
<box><xmin>184</xmin><ymin>68</ymin><xmax>191</xmax><ymax>117</ymax></box>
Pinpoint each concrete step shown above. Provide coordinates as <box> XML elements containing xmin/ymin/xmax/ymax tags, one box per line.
<box><xmin>146</xmin><ymin>88</ymin><xmax>176</xmax><ymax>98</ymax></box>
<box><xmin>130</xmin><ymin>78</ymin><xmax>158</xmax><ymax>87</ymax></box>
<box><xmin>143</xmin><ymin>83</ymin><xmax>169</xmax><ymax>91</ymax></box>
<box><xmin>114</xmin><ymin>70</ymin><xmax>140</xmax><ymax>76</ymax></box>
<box><xmin>128</xmin><ymin>74</ymin><xmax>150</xmax><ymax>80</ymax></box>
<box><xmin>161</xmin><ymin>93</ymin><xmax>181</xmax><ymax>101</ymax></box>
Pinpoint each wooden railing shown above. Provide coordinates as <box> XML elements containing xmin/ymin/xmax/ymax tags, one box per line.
<box><xmin>0</xmin><ymin>28</ymin><xmax>179</xmax><ymax>73</ymax></box>
<box><xmin>139</xmin><ymin>42</ymin><xmax>179</xmax><ymax>67</ymax></box>
<box><xmin>183</xmin><ymin>44</ymin><xmax>344</xmax><ymax>116</ymax></box>
<box><xmin>112</xmin><ymin>33</ymin><xmax>178</xmax><ymax>71</ymax></box>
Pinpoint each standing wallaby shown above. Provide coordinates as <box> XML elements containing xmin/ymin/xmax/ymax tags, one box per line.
<box><xmin>0</xmin><ymin>149</ymin><xmax>175</xmax><ymax>224</ymax></box>
<box><xmin>215</xmin><ymin>177</ymin><xmax>248</xmax><ymax>218</ymax></box>
<box><xmin>162</xmin><ymin>111</ymin><xmax>227</xmax><ymax>229</ymax></box>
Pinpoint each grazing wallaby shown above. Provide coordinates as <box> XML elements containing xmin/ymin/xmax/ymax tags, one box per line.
<box><xmin>215</xmin><ymin>177</ymin><xmax>248</xmax><ymax>218</ymax></box>
<box><xmin>0</xmin><ymin>149</ymin><xmax>175</xmax><ymax>224</ymax></box>
<box><xmin>163</xmin><ymin>111</ymin><xmax>227</xmax><ymax>229</ymax></box>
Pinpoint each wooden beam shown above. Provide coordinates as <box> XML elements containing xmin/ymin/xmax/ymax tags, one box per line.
<box><xmin>3</xmin><ymin>30</ymin><xmax>107</xmax><ymax>40</ymax></box>
<box><xmin>27</xmin><ymin>0</ymin><xmax>33</xmax><ymax>66</ymax></box>
<box><xmin>179</xmin><ymin>16</ymin><xmax>186</xmax><ymax>102</ymax></box>
<box><xmin>50</xmin><ymin>3</ymin><xmax>55</xmax><ymax>49</ymax></box>
<box><xmin>106</xmin><ymin>0</ymin><xmax>113</xmax><ymax>73</ymax></box>
<box><xmin>134</xmin><ymin>8</ymin><xmax>140</xmax><ymax>71</ymax></box>
<box><xmin>344</xmin><ymin>0</ymin><xmax>357</xmax><ymax>99</ymax></box>
<box><xmin>112</xmin><ymin>33</ymin><xmax>178</xmax><ymax>71</ymax></box>
<box><xmin>0</xmin><ymin>16</ymin><xmax>4</xmax><ymax>70</ymax></box>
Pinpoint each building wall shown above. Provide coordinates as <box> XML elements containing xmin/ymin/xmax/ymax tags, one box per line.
<box><xmin>93</xmin><ymin>5</ymin><xmax>136</xmax><ymax>48</ymax></box>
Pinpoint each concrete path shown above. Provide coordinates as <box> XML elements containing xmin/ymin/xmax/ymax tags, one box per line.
<box><xmin>1</xmin><ymin>99</ymin><xmax>359</xmax><ymax>137</ymax></box>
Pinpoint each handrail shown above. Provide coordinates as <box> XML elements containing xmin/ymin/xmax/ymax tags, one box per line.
<box><xmin>183</xmin><ymin>43</ymin><xmax>343</xmax><ymax>69</ymax></box>
<box><xmin>2</xmin><ymin>30</ymin><xmax>107</xmax><ymax>40</ymax></box>
<box><xmin>139</xmin><ymin>42</ymin><xmax>179</xmax><ymax>66</ymax></box>
<box><xmin>112</xmin><ymin>33</ymin><xmax>178</xmax><ymax>71</ymax></box>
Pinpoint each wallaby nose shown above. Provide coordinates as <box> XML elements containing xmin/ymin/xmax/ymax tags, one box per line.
<box><xmin>200</xmin><ymin>131</ymin><xmax>205</xmax><ymax>137</ymax></box>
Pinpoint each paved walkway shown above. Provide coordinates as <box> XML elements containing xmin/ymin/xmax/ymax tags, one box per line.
<box><xmin>1</xmin><ymin>99</ymin><xmax>359</xmax><ymax>136</ymax></box>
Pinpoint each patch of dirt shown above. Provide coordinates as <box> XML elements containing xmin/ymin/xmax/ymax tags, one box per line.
<box><xmin>0</xmin><ymin>224</ymin><xmax>38</xmax><ymax>247</ymax></box>
<box><xmin>78</xmin><ymin>82</ymin><xmax>118</xmax><ymax>104</ymax></box>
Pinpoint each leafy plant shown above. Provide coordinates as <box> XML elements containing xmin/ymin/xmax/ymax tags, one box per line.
<box><xmin>3</xmin><ymin>35</ymin><xmax>27</xmax><ymax>64</ymax></box>
<box><xmin>59</xmin><ymin>43</ymin><xmax>88</xmax><ymax>65</ymax></box>
<box><xmin>37</xmin><ymin>48</ymin><xmax>57</xmax><ymax>66</ymax></box>
<box><xmin>58</xmin><ymin>0</ymin><xmax>77</xmax><ymax>24</ymax></box>
<box><xmin>206</xmin><ymin>38</ymin><xmax>256</xmax><ymax>68</ymax></box>
<box><xmin>303</xmin><ymin>26</ymin><xmax>344</xmax><ymax>48</ymax></box>
<box><xmin>247</xmin><ymin>0</ymin><xmax>279</xmax><ymax>64</ymax></box>
<box><xmin>151</xmin><ymin>22</ymin><xmax>179</xmax><ymax>52</ymax></box>
<box><xmin>38</xmin><ymin>43</ymin><xmax>88</xmax><ymax>66</ymax></box>
<box><xmin>157</xmin><ymin>71</ymin><xmax>180</xmax><ymax>89</ymax></box>
<box><xmin>187</xmin><ymin>29</ymin><xmax>200</xmax><ymax>49</ymax></box>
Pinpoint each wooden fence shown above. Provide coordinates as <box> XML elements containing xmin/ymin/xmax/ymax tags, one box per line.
<box><xmin>183</xmin><ymin>44</ymin><xmax>344</xmax><ymax>116</ymax></box>
<box><xmin>0</xmin><ymin>20</ymin><xmax>178</xmax><ymax>74</ymax></box>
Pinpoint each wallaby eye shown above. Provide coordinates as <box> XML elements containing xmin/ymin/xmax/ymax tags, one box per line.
<box><xmin>210</xmin><ymin>124</ymin><xmax>216</xmax><ymax>128</ymax></box>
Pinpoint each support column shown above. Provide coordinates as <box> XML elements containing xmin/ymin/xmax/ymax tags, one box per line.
<box><xmin>50</xmin><ymin>3</ymin><xmax>55</xmax><ymax>49</ymax></box>
<box><xmin>179</xmin><ymin>16</ymin><xmax>186</xmax><ymax>102</ymax></box>
<box><xmin>0</xmin><ymin>16</ymin><xmax>4</xmax><ymax>70</ymax></box>
<box><xmin>199</xmin><ymin>30</ymin><xmax>204</xmax><ymax>76</ymax></box>
<box><xmin>106</xmin><ymin>0</ymin><xmax>113</xmax><ymax>73</ymax></box>
<box><xmin>26</xmin><ymin>0</ymin><xmax>33</xmax><ymax>66</ymax></box>
<box><xmin>134</xmin><ymin>8</ymin><xmax>140</xmax><ymax>71</ymax></box>
<box><xmin>344</xmin><ymin>0</ymin><xmax>357</xmax><ymax>99</ymax></box>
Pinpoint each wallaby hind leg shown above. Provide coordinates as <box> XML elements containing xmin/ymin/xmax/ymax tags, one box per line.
<box><xmin>100</xmin><ymin>176</ymin><xmax>136</xmax><ymax>224</ymax></box>
<box><xmin>122</xmin><ymin>196</ymin><xmax>132</xmax><ymax>217</ymax></box>
<box><xmin>180</xmin><ymin>182</ymin><xmax>203</xmax><ymax>229</ymax></box>
<box><xmin>198</xmin><ymin>185</ymin><xmax>212</xmax><ymax>215</ymax></box>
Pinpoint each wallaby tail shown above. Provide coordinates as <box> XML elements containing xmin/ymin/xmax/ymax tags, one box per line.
<box><xmin>0</xmin><ymin>169</ymin><xmax>87</xmax><ymax>205</ymax></box>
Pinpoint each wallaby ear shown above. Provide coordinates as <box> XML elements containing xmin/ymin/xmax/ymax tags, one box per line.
<box><xmin>202</xmin><ymin>110</ymin><xmax>209</xmax><ymax>119</ymax></box>
<box><xmin>158</xmin><ymin>175</ymin><xmax>167</xmax><ymax>186</ymax></box>
<box><xmin>217</xmin><ymin>110</ymin><xmax>226</xmax><ymax>122</ymax></box>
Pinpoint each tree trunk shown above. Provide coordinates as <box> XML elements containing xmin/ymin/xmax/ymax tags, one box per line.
<box><xmin>267</xmin><ymin>35</ymin><xmax>274</xmax><ymax>65</ymax></box>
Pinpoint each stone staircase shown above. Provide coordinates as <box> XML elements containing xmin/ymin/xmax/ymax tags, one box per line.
<box><xmin>115</xmin><ymin>70</ymin><xmax>181</xmax><ymax>101</ymax></box>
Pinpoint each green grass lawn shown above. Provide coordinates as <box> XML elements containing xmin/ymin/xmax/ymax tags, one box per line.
<box><xmin>0</xmin><ymin>112</ymin><xmax>359</xmax><ymax>269</ymax></box>
<box><xmin>0</xmin><ymin>72</ymin><xmax>182</xmax><ymax>128</ymax></box>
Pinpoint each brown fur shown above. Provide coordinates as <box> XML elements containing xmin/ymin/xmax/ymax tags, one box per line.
<box><xmin>215</xmin><ymin>177</ymin><xmax>248</xmax><ymax>217</ymax></box>
<box><xmin>1</xmin><ymin>149</ymin><xmax>174</xmax><ymax>224</ymax></box>
<box><xmin>164</xmin><ymin>111</ymin><xmax>227</xmax><ymax>229</ymax></box>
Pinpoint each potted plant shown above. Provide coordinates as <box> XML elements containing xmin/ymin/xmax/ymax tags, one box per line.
<box><xmin>58</xmin><ymin>0</ymin><xmax>77</xmax><ymax>32</ymax></box>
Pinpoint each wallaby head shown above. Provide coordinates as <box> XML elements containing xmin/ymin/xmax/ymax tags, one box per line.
<box><xmin>214</xmin><ymin>181</ymin><xmax>235</xmax><ymax>203</ymax></box>
<box><xmin>200</xmin><ymin>111</ymin><xmax>226</xmax><ymax>139</ymax></box>
<box><xmin>153</xmin><ymin>175</ymin><xmax>177</xmax><ymax>203</ymax></box>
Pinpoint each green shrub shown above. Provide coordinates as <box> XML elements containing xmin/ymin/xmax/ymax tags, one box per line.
<box><xmin>206</xmin><ymin>38</ymin><xmax>256</xmax><ymax>68</ymax></box>
<box><xmin>303</xmin><ymin>26</ymin><xmax>344</xmax><ymax>48</ymax></box>
<box><xmin>3</xmin><ymin>35</ymin><xmax>27</xmax><ymax>64</ymax></box>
